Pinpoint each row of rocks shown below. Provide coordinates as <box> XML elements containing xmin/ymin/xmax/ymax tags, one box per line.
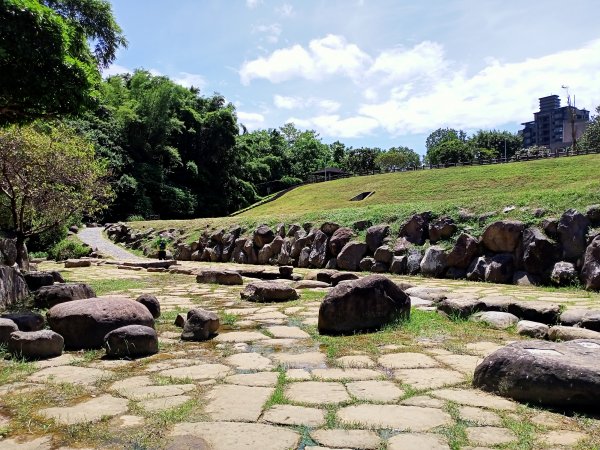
<box><xmin>110</xmin><ymin>206</ymin><xmax>600</xmax><ymax>291</ymax></box>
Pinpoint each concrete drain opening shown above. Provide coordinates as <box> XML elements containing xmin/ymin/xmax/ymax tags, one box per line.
<box><xmin>350</xmin><ymin>191</ymin><xmax>374</xmax><ymax>201</ymax></box>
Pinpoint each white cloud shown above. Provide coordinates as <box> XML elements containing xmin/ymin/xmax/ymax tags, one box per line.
<box><xmin>360</xmin><ymin>38</ymin><xmax>600</xmax><ymax>135</ymax></box>
<box><xmin>102</xmin><ymin>64</ymin><xmax>131</xmax><ymax>77</ymax></box>
<box><xmin>252</xmin><ymin>23</ymin><xmax>282</xmax><ymax>44</ymax></box>
<box><xmin>287</xmin><ymin>114</ymin><xmax>379</xmax><ymax>138</ymax></box>
<box><xmin>276</xmin><ymin>3</ymin><xmax>295</xmax><ymax>17</ymax></box>
<box><xmin>173</xmin><ymin>72</ymin><xmax>207</xmax><ymax>89</ymax></box>
<box><xmin>274</xmin><ymin>95</ymin><xmax>341</xmax><ymax>113</ymax></box>
<box><xmin>240</xmin><ymin>34</ymin><xmax>370</xmax><ymax>84</ymax></box>
<box><xmin>246</xmin><ymin>0</ymin><xmax>262</xmax><ymax>8</ymax></box>
<box><xmin>237</xmin><ymin>111</ymin><xmax>265</xmax><ymax>130</ymax></box>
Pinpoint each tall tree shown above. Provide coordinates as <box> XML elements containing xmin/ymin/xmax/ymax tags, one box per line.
<box><xmin>376</xmin><ymin>146</ymin><xmax>420</xmax><ymax>171</ymax></box>
<box><xmin>468</xmin><ymin>129</ymin><xmax>522</xmax><ymax>159</ymax></box>
<box><xmin>425</xmin><ymin>128</ymin><xmax>467</xmax><ymax>153</ymax></box>
<box><xmin>580</xmin><ymin>106</ymin><xmax>600</xmax><ymax>151</ymax></box>
<box><xmin>0</xmin><ymin>0</ymin><xmax>126</xmax><ymax>125</ymax></box>
<box><xmin>0</xmin><ymin>122</ymin><xmax>112</xmax><ymax>266</ymax></box>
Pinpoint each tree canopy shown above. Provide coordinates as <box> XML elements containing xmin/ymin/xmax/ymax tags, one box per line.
<box><xmin>0</xmin><ymin>122</ymin><xmax>112</xmax><ymax>265</ymax></box>
<box><xmin>0</xmin><ymin>0</ymin><xmax>126</xmax><ymax>125</ymax></box>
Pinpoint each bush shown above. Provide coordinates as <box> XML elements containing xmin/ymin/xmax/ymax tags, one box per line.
<box><xmin>126</xmin><ymin>214</ymin><xmax>145</xmax><ymax>222</ymax></box>
<box><xmin>48</xmin><ymin>239</ymin><xmax>90</xmax><ymax>261</ymax></box>
<box><xmin>26</xmin><ymin>225</ymin><xmax>68</xmax><ymax>253</ymax></box>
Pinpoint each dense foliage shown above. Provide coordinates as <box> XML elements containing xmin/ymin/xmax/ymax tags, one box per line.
<box><xmin>0</xmin><ymin>0</ymin><xmax>126</xmax><ymax>125</ymax></box>
<box><xmin>581</xmin><ymin>106</ymin><xmax>600</xmax><ymax>152</ymax></box>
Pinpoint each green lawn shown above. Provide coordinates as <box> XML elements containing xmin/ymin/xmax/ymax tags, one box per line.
<box><xmin>129</xmin><ymin>154</ymin><xmax>600</xmax><ymax>238</ymax></box>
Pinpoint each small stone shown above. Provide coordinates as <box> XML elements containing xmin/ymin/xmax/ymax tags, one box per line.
<box><xmin>266</xmin><ymin>325</ymin><xmax>310</xmax><ymax>339</ymax></box>
<box><xmin>104</xmin><ymin>325</ymin><xmax>158</xmax><ymax>358</ymax></box>
<box><xmin>8</xmin><ymin>330</ymin><xmax>63</xmax><ymax>360</ymax></box>
<box><xmin>136</xmin><ymin>294</ymin><xmax>161</xmax><ymax>318</ymax></box>
<box><xmin>516</xmin><ymin>320</ymin><xmax>549</xmax><ymax>339</ymax></box>
<box><xmin>470</xmin><ymin>311</ymin><xmax>518</xmax><ymax>329</ymax></box>
<box><xmin>181</xmin><ymin>308</ymin><xmax>219</xmax><ymax>341</ymax></box>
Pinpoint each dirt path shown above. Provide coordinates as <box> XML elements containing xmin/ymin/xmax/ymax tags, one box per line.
<box><xmin>78</xmin><ymin>226</ymin><xmax>146</xmax><ymax>261</ymax></box>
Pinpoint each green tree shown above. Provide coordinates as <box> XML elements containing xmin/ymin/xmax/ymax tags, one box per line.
<box><xmin>426</xmin><ymin>139</ymin><xmax>473</xmax><ymax>166</ymax></box>
<box><xmin>0</xmin><ymin>122</ymin><xmax>112</xmax><ymax>266</ymax></box>
<box><xmin>280</xmin><ymin>124</ymin><xmax>331</xmax><ymax>179</ymax></box>
<box><xmin>376</xmin><ymin>146</ymin><xmax>420</xmax><ymax>171</ymax></box>
<box><xmin>0</xmin><ymin>0</ymin><xmax>126</xmax><ymax>125</ymax></box>
<box><xmin>425</xmin><ymin>128</ymin><xmax>467</xmax><ymax>153</ymax></box>
<box><xmin>330</xmin><ymin>140</ymin><xmax>347</xmax><ymax>166</ymax></box>
<box><xmin>468</xmin><ymin>129</ymin><xmax>522</xmax><ymax>160</ymax></box>
<box><xmin>344</xmin><ymin>147</ymin><xmax>382</xmax><ymax>174</ymax></box>
<box><xmin>580</xmin><ymin>106</ymin><xmax>600</xmax><ymax>151</ymax></box>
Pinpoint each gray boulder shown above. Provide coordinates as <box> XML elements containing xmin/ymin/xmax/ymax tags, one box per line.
<box><xmin>240</xmin><ymin>281</ymin><xmax>298</xmax><ymax>302</ymax></box>
<box><xmin>253</xmin><ymin>224</ymin><xmax>275</xmax><ymax>248</ymax></box>
<box><xmin>365</xmin><ymin>225</ymin><xmax>390</xmax><ymax>253</ymax></box>
<box><xmin>512</xmin><ymin>271</ymin><xmax>540</xmax><ymax>286</ymax></box>
<box><xmin>359</xmin><ymin>257</ymin><xmax>375</xmax><ymax>272</ymax></box>
<box><xmin>582</xmin><ymin>236</ymin><xmax>600</xmax><ymax>291</ymax></box>
<box><xmin>485</xmin><ymin>253</ymin><xmax>514</xmax><ymax>284</ymax></box>
<box><xmin>373</xmin><ymin>245</ymin><xmax>393</xmax><ymax>265</ymax></box>
<box><xmin>548</xmin><ymin>325</ymin><xmax>600</xmax><ymax>341</ymax></box>
<box><xmin>330</xmin><ymin>272</ymin><xmax>359</xmax><ymax>286</ymax></box>
<box><xmin>318</xmin><ymin>275</ymin><xmax>410</xmax><ymax>334</ymax></box>
<box><xmin>586</xmin><ymin>205</ymin><xmax>600</xmax><ymax>226</ymax></box>
<box><xmin>516</xmin><ymin>320</ymin><xmax>549</xmax><ymax>339</ymax></box>
<box><xmin>393</xmin><ymin>237</ymin><xmax>412</xmax><ymax>255</ymax></box>
<box><xmin>328</xmin><ymin>227</ymin><xmax>354</xmax><ymax>257</ymax></box>
<box><xmin>308</xmin><ymin>230</ymin><xmax>328</xmax><ymax>268</ymax></box>
<box><xmin>336</xmin><ymin>241</ymin><xmax>367</xmax><ymax>271</ymax></box>
<box><xmin>104</xmin><ymin>325</ymin><xmax>158</xmax><ymax>358</ymax></box>
<box><xmin>542</xmin><ymin>217</ymin><xmax>559</xmax><ymax>238</ymax></box>
<box><xmin>136</xmin><ymin>294</ymin><xmax>161</xmax><ymax>319</ymax></box>
<box><xmin>47</xmin><ymin>297</ymin><xmax>155</xmax><ymax>349</ymax></box>
<box><xmin>64</xmin><ymin>259</ymin><xmax>92</xmax><ymax>268</ymax></box>
<box><xmin>34</xmin><ymin>283</ymin><xmax>96</xmax><ymax>308</ymax></box>
<box><xmin>175</xmin><ymin>243</ymin><xmax>193</xmax><ymax>261</ymax></box>
<box><xmin>447</xmin><ymin>233</ymin><xmax>479</xmax><ymax>269</ymax></box>
<box><xmin>258</xmin><ymin>236</ymin><xmax>284</xmax><ymax>264</ymax></box>
<box><xmin>406</xmin><ymin>250</ymin><xmax>423</xmax><ymax>275</ymax></box>
<box><xmin>474</xmin><ymin>339</ymin><xmax>600</xmax><ymax>409</ymax></box>
<box><xmin>466</xmin><ymin>256</ymin><xmax>490</xmax><ymax>282</ymax></box>
<box><xmin>481</xmin><ymin>220</ymin><xmax>525</xmax><ymax>253</ymax></box>
<box><xmin>181</xmin><ymin>308</ymin><xmax>220</xmax><ymax>341</ymax></box>
<box><xmin>370</xmin><ymin>262</ymin><xmax>388</xmax><ymax>273</ymax></box>
<box><xmin>550</xmin><ymin>261</ymin><xmax>578</xmax><ymax>286</ymax></box>
<box><xmin>352</xmin><ymin>220</ymin><xmax>372</xmax><ymax>231</ymax></box>
<box><xmin>1</xmin><ymin>311</ymin><xmax>44</xmax><ymax>331</ymax></box>
<box><xmin>196</xmin><ymin>270</ymin><xmax>243</xmax><ymax>286</ymax></box>
<box><xmin>428</xmin><ymin>217</ymin><xmax>457</xmax><ymax>243</ymax></box>
<box><xmin>399</xmin><ymin>213</ymin><xmax>430</xmax><ymax>245</ymax></box>
<box><xmin>521</xmin><ymin>227</ymin><xmax>559</xmax><ymax>276</ymax></box>
<box><xmin>389</xmin><ymin>256</ymin><xmax>407</xmax><ymax>275</ymax></box>
<box><xmin>320</xmin><ymin>222</ymin><xmax>340</xmax><ymax>236</ymax></box>
<box><xmin>445</xmin><ymin>267</ymin><xmax>466</xmax><ymax>279</ymax></box>
<box><xmin>558</xmin><ymin>209</ymin><xmax>590</xmax><ymax>261</ymax></box>
<box><xmin>420</xmin><ymin>246</ymin><xmax>448</xmax><ymax>277</ymax></box>
<box><xmin>298</xmin><ymin>247</ymin><xmax>311</xmax><ymax>268</ymax></box>
<box><xmin>0</xmin><ymin>318</ymin><xmax>18</xmax><ymax>344</ymax></box>
<box><xmin>8</xmin><ymin>330</ymin><xmax>63</xmax><ymax>359</ymax></box>
<box><xmin>0</xmin><ymin>266</ymin><xmax>29</xmax><ymax>310</ymax></box>
<box><xmin>470</xmin><ymin>311</ymin><xmax>518</xmax><ymax>329</ymax></box>
<box><xmin>23</xmin><ymin>272</ymin><xmax>55</xmax><ymax>291</ymax></box>
<box><xmin>275</xmin><ymin>223</ymin><xmax>286</xmax><ymax>238</ymax></box>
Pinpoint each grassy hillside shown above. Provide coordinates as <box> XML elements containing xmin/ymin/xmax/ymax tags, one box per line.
<box><xmin>129</xmin><ymin>154</ymin><xmax>600</xmax><ymax>239</ymax></box>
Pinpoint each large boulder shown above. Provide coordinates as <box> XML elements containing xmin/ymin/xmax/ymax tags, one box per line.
<box><xmin>47</xmin><ymin>297</ymin><xmax>155</xmax><ymax>349</ymax></box>
<box><xmin>550</xmin><ymin>261</ymin><xmax>578</xmax><ymax>286</ymax></box>
<box><xmin>34</xmin><ymin>283</ymin><xmax>96</xmax><ymax>309</ymax></box>
<box><xmin>470</xmin><ymin>311</ymin><xmax>518</xmax><ymax>329</ymax></box>
<box><xmin>0</xmin><ymin>318</ymin><xmax>18</xmax><ymax>344</ymax></box>
<box><xmin>258</xmin><ymin>236</ymin><xmax>284</xmax><ymax>264</ymax></box>
<box><xmin>586</xmin><ymin>205</ymin><xmax>600</xmax><ymax>226</ymax></box>
<box><xmin>336</xmin><ymin>241</ymin><xmax>368</xmax><ymax>271</ymax></box>
<box><xmin>23</xmin><ymin>272</ymin><xmax>55</xmax><ymax>291</ymax></box>
<box><xmin>359</xmin><ymin>257</ymin><xmax>375</xmax><ymax>272</ymax></box>
<box><xmin>548</xmin><ymin>325</ymin><xmax>600</xmax><ymax>341</ymax></box>
<box><xmin>64</xmin><ymin>259</ymin><xmax>92</xmax><ymax>268</ymax></box>
<box><xmin>318</xmin><ymin>275</ymin><xmax>410</xmax><ymax>334</ymax></box>
<box><xmin>558</xmin><ymin>209</ymin><xmax>590</xmax><ymax>261</ymax></box>
<box><xmin>399</xmin><ymin>213</ymin><xmax>430</xmax><ymax>245</ymax></box>
<box><xmin>0</xmin><ymin>237</ymin><xmax>18</xmax><ymax>266</ymax></box>
<box><xmin>181</xmin><ymin>308</ymin><xmax>220</xmax><ymax>341</ymax></box>
<box><xmin>481</xmin><ymin>220</ymin><xmax>525</xmax><ymax>253</ymax></box>
<box><xmin>0</xmin><ymin>266</ymin><xmax>29</xmax><ymax>310</ymax></box>
<box><xmin>373</xmin><ymin>245</ymin><xmax>393</xmax><ymax>265</ymax></box>
<box><xmin>428</xmin><ymin>217</ymin><xmax>457</xmax><ymax>243</ymax></box>
<box><xmin>365</xmin><ymin>225</ymin><xmax>390</xmax><ymax>253</ymax></box>
<box><xmin>240</xmin><ymin>282</ymin><xmax>298</xmax><ymax>302</ymax></box>
<box><xmin>406</xmin><ymin>250</ymin><xmax>423</xmax><ymax>275</ymax></box>
<box><xmin>175</xmin><ymin>243</ymin><xmax>193</xmax><ymax>261</ymax></box>
<box><xmin>582</xmin><ymin>236</ymin><xmax>600</xmax><ymax>291</ymax></box>
<box><xmin>1</xmin><ymin>311</ymin><xmax>44</xmax><ymax>331</ymax></box>
<box><xmin>420</xmin><ymin>246</ymin><xmax>448</xmax><ymax>277</ymax></box>
<box><xmin>389</xmin><ymin>256</ymin><xmax>407</xmax><ymax>275</ymax></box>
<box><xmin>136</xmin><ymin>294</ymin><xmax>161</xmax><ymax>319</ymax></box>
<box><xmin>446</xmin><ymin>233</ymin><xmax>479</xmax><ymax>269</ymax></box>
<box><xmin>308</xmin><ymin>230</ymin><xmax>328</xmax><ymax>268</ymax></box>
<box><xmin>520</xmin><ymin>228</ymin><xmax>559</xmax><ymax>276</ymax></box>
<box><xmin>466</xmin><ymin>256</ymin><xmax>490</xmax><ymax>282</ymax></box>
<box><xmin>8</xmin><ymin>330</ymin><xmax>63</xmax><ymax>359</ymax></box>
<box><xmin>196</xmin><ymin>270</ymin><xmax>243</xmax><ymax>285</ymax></box>
<box><xmin>104</xmin><ymin>325</ymin><xmax>158</xmax><ymax>358</ymax></box>
<box><xmin>221</xmin><ymin>228</ymin><xmax>242</xmax><ymax>262</ymax></box>
<box><xmin>484</xmin><ymin>253</ymin><xmax>514</xmax><ymax>284</ymax></box>
<box><xmin>328</xmin><ymin>227</ymin><xmax>354</xmax><ymax>257</ymax></box>
<box><xmin>473</xmin><ymin>339</ymin><xmax>600</xmax><ymax>409</ymax></box>
<box><xmin>320</xmin><ymin>222</ymin><xmax>340</xmax><ymax>236</ymax></box>
<box><xmin>253</xmin><ymin>225</ymin><xmax>275</xmax><ymax>248</ymax></box>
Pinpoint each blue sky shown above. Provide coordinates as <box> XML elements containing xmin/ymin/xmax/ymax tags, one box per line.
<box><xmin>106</xmin><ymin>0</ymin><xmax>600</xmax><ymax>155</ymax></box>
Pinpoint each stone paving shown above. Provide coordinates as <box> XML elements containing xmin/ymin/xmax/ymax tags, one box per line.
<box><xmin>0</xmin><ymin>260</ymin><xmax>599</xmax><ymax>449</ymax></box>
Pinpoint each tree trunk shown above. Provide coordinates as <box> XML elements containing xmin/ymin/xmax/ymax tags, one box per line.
<box><xmin>15</xmin><ymin>233</ymin><xmax>26</xmax><ymax>269</ymax></box>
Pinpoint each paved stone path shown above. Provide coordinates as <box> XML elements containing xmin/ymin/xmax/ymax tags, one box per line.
<box><xmin>0</xmin><ymin>261</ymin><xmax>598</xmax><ymax>449</ymax></box>
<box><xmin>78</xmin><ymin>226</ymin><xmax>146</xmax><ymax>261</ymax></box>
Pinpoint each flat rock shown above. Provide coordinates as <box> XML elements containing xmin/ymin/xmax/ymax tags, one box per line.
<box><xmin>470</xmin><ymin>311</ymin><xmax>518</xmax><ymax>329</ymax></box>
<box><xmin>224</xmin><ymin>352</ymin><xmax>273</xmax><ymax>370</ymax></box>
<box><xmin>465</xmin><ymin>426</ymin><xmax>515</xmax><ymax>445</ymax></box>
<box><xmin>378</xmin><ymin>352</ymin><xmax>439</xmax><ymax>369</ymax></box>
<box><xmin>401</xmin><ymin>395</ymin><xmax>445</xmax><ymax>408</ymax></box>
<box><xmin>459</xmin><ymin>406</ymin><xmax>502</xmax><ymax>426</ymax></box>
<box><xmin>337</xmin><ymin>405</ymin><xmax>452</xmax><ymax>431</ymax></box>
<box><xmin>272</xmin><ymin>351</ymin><xmax>326</xmax><ymax>368</ymax></box>
<box><xmin>204</xmin><ymin>385</ymin><xmax>273</xmax><ymax>421</ymax></box>
<box><xmin>266</xmin><ymin>325</ymin><xmax>310</xmax><ymax>339</ymax></box>
<box><xmin>346</xmin><ymin>380</ymin><xmax>404</xmax><ymax>402</ymax></box>
<box><xmin>541</xmin><ymin>430</ymin><xmax>587</xmax><ymax>446</ymax></box>
<box><xmin>0</xmin><ymin>437</ymin><xmax>52</xmax><ymax>450</ymax></box>
<box><xmin>139</xmin><ymin>395</ymin><xmax>191</xmax><ymax>412</ymax></box>
<box><xmin>262</xmin><ymin>404</ymin><xmax>325</xmax><ymax>427</ymax></box>
<box><xmin>431</xmin><ymin>388</ymin><xmax>517</xmax><ymax>410</ymax></box>
<box><xmin>548</xmin><ymin>325</ymin><xmax>600</xmax><ymax>341</ymax></box>
<box><xmin>170</xmin><ymin>422</ymin><xmax>299</xmax><ymax>450</ymax></box>
<box><xmin>434</xmin><ymin>354</ymin><xmax>482</xmax><ymax>374</ymax></box>
<box><xmin>241</xmin><ymin>281</ymin><xmax>298</xmax><ymax>302</ymax></box>
<box><xmin>159</xmin><ymin>364</ymin><xmax>232</xmax><ymax>381</ymax></box>
<box><xmin>311</xmin><ymin>368</ymin><xmax>381</xmax><ymax>381</ymax></box>
<box><xmin>387</xmin><ymin>433</ymin><xmax>450</xmax><ymax>450</ymax></box>
<box><xmin>516</xmin><ymin>320</ymin><xmax>549</xmax><ymax>339</ymax></box>
<box><xmin>336</xmin><ymin>355</ymin><xmax>375</xmax><ymax>368</ymax></box>
<box><xmin>286</xmin><ymin>369</ymin><xmax>312</xmax><ymax>381</ymax></box>
<box><xmin>224</xmin><ymin>371</ymin><xmax>278</xmax><ymax>387</ymax></box>
<box><xmin>311</xmin><ymin>429</ymin><xmax>381</xmax><ymax>449</ymax></box>
<box><xmin>28</xmin><ymin>365</ymin><xmax>112</xmax><ymax>386</ymax></box>
<box><xmin>294</xmin><ymin>280</ymin><xmax>330</xmax><ymax>289</ymax></box>
<box><xmin>39</xmin><ymin>394</ymin><xmax>128</xmax><ymax>425</ymax></box>
<box><xmin>286</xmin><ymin>381</ymin><xmax>350</xmax><ymax>405</ymax></box>
<box><xmin>213</xmin><ymin>331</ymin><xmax>268</xmax><ymax>343</ymax></box>
<box><xmin>394</xmin><ymin>368</ymin><xmax>465</xmax><ymax>390</ymax></box>
<box><xmin>473</xmin><ymin>339</ymin><xmax>600</xmax><ymax>408</ymax></box>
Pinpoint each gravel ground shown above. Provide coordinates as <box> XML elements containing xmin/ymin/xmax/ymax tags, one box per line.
<box><xmin>78</xmin><ymin>226</ymin><xmax>146</xmax><ymax>261</ymax></box>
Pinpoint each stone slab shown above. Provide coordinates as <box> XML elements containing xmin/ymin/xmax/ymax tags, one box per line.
<box><xmin>466</xmin><ymin>426</ymin><xmax>515</xmax><ymax>445</ymax></box>
<box><xmin>39</xmin><ymin>395</ymin><xmax>128</xmax><ymax>425</ymax></box>
<box><xmin>346</xmin><ymin>380</ymin><xmax>404</xmax><ymax>402</ymax></box>
<box><xmin>213</xmin><ymin>331</ymin><xmax>269</xmax><ymax>343</ymax></box>
<box><xmin>378</xmin><ymin>352</ymin><xmax>439</xmax><ymax>369</ymax></box>
<box><xmin>28</xmin><ymin>366</ymin><xmax>112</xmax><ymax>386</ymax></box>
<box><xmin>337</xmin><ymin>405</ymin><xmax>452</xmax><ymax>431</ymax></box>
<box><xmin>225</xmin><ymin>371</ymin><xmax>278</xmax><ymax>387</ymax></box>
<box><xmin>159</xmin><ymin>364</ymin><xmax>232</xmax><ymax>381</ymax></box>
<box><xmin>266</xmin><ymin>325</ymin><xmax>310</xmax><ymax>339</ymax></box>
<box><xmin>272</xmin><ymin>352</ymin><xmax>327</xmax><ymax>368</ymax></box>
<box><xmin>286</xmin><ymin>381</ymin><xmax>349</xmax><ymax>405</ymax></box>
<box><xmin>311</xmin><ymin>368</ymin><xmax>382</xmax><ymax>381</ymax></box>
<box><xmin>262</xmin><ymin>404</ymin><xmax>325</xmax><ymax>427</ymax></box>
<box><xmin>431</xmin><ymin>389</ymin><xmax>517</xmax><ymax>410</ymax></box>
<box><xmin>140</xmin><ymin>395</ymin><xmax>191</xmax><ymax>412</ymax></box>
<box><xmin>224</xmin><ymin>352</ymin><xmax>273</xmax><ymax>371</ymax></box>
<box><xmin>204</xmin><ymin>385</ymin><xmax>273</xmax><ymax>421</ymax></box>
<box><xmin>394</xmin><ymin>368</ymin><xmax>465</xmax><ymax>390</ymax></box>
<box><xmin>387</xmin><ymin>433</ymin><xmax>450</xmax><ymax>450</ymax></box>
<box><xmin>311</xmin><ymin>429</ymin><xmax>381</xmax><ymax>449</ymax></box>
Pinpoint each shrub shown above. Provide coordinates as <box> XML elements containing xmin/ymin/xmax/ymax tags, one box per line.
<box><xmin>126</xmin><ymin>214</ymin><xmax>145</xmax><ymax>222</ymax></box>
<box><xmin>48</xmin><ymin>239</ymin><xmax>90</xmax><ymax>261</ymax></box>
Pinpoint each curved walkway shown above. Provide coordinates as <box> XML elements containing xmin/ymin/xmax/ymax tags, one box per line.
<box><xmin>78</xmin><ymin>227</ymin><xmax>146</xmax><ymax>261</ymax></box>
